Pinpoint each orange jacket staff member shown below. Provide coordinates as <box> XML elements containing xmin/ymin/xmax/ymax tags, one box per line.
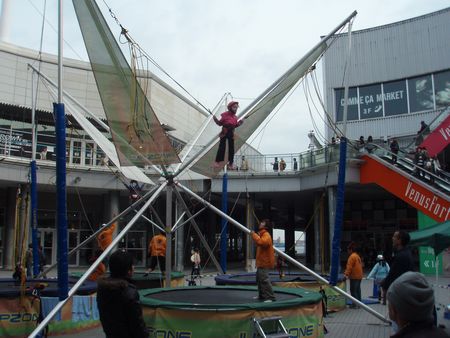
<box><xmin>344</xmin><ymin>242</ymin><xmax>363</xmax><ymax>308</ymax></box>
<box><xmin>251</xmin><ymin>219</ymin><xmax>276</xmax><ymax>302</ymax></box>
<box><xmin>147</xmin><ymin>233</ymin><xmax>167</xmax><ymax>273</ymax></box>
<box><xmin>97</xmin><ymin>223</ymin><xmax>117</xmax><ymax>251</ymax></box>
<box><xmin>88</xmin><ymin>250</ymin><xmax>106</xmax><ymax>282</ymax></box>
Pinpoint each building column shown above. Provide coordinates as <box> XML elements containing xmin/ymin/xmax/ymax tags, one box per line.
<box><xmin>105</xmin><ymin>190</ymin><xmax>120</xmax><ymax>234</ymax></box>
<box><xmin>245</xmin><ymin>193</ymin><xmax>255</xmax><ymax>272</ymax></box>
<box><xmin>285</xmin><ymin>207</ymin><xmax>295</xmax><ymax>258</ymax></box>
<box><xmin>327</xmin><ymin>186</ymin><xmax>336</xmax><ymax>271</ymax></box>
<box><xmin>5</xmin><ymin>187</ymin><xmax>17</xmax><ymax>269</ymax></box>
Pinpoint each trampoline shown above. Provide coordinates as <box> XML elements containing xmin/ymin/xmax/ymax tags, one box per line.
<box><xmin>0</xmin><ymin>278</ymin><xmax>99</xmax><ymax>338</ymax></box>
<box><xmin>70</xmin><ymin>271</ymin><xmax>185</xmax><ymax>289</ymax></box>
<box><xmin>0</xmin><ymin>277</ymin><xmax>97</xmax><ymax>297</ymax></box>
<box><xmin>215</xmin><ymin>272</ymin><xmax>347</xmax><ymax>312</ymax></box>
<box><xmin>140</xmin><ymin>286</ymin><xmax>325</xmax><ymax>337</ymax></box>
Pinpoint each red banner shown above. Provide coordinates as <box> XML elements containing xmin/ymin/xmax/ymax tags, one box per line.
<box><xmin>420</xmin><ymin>114</ymin><xmax>450</xmax><ymax>157</ymax></box>
<box><xmin>360</xmin><ymin>155</ymin><xmax>450</xmax><ymax>222</ymax></box>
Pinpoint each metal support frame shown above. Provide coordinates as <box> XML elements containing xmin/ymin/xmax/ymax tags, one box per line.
<box><xmin>177</xmin><ymin>182</ymin><xmax>388</xmax><ymax>323</ymax></box>
<box><xmin>30</xmin><ymin>11</ymin><xmax>385</xmax><ymax>338</ymax></box>
<box><xmin>28</xmin><ymin>182</ymin><xmax>167</xmax><ymax>338</ymax></box>
<box><xmin>171</xmin><ymin>207</ymin><xmax>206</xmax><ymax>234</ymax></box>
<box><xmin>38</xmin><ymin>185</ymin><xmax>160</xmax><ymax>277</ymax></box>
<box><xmin>165</xmin><ymin>185</ymin><xmax>173</xmax><ymax>287</ymax></box>
<box><xmin>173</xmin><ymin>187</ymin><xmax>224</xmax><ymax>274</ymax></box>
<box><xmin>173</xmin><ymin>11</ymin><xmax>357</xmax><ymax>178</ymax></box>
<box><xmin>171</xmin><ymin>211</ymin><xmax>187</xmax><ymax>232</ymax></box>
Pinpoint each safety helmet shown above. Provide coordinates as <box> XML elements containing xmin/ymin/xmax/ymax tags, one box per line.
<box><xmin>227</xmin><ymin>101</ymin><xmax>239</xmax><ymax>110</ymax></box>
<box><xmin>377</xmin><ymin>254</ymin><xmax>384</xmax><ymax>261</ymax></box>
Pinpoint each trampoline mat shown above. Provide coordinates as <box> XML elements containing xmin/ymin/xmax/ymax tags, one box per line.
<box><xmin>215</xmin><ymin>272</ymin><xmax>345</xmax><ymax>285</ymax></box>
<box><xmin>227</xmin><ymin>273</ymin><xmax>314</xmax><ymax>283</ymax></box>
<box><xmin>145</xmin><ymin>288</ymin><xmax>297</xmax><ymax>305</ymax></box>
<box><xmin>0</xmin><ymin>278</ymin><xmax>97</xmax><ymax>297</ymax></box>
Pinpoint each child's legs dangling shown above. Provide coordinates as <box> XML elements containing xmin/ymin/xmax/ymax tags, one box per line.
<box><xmin>227</xmin><ymin>133</ymin><xmax>235</xmax><ymax>165</ymax></box>
<box><xmin>215</xmin><ymin>137</ymin><xmax>227</xmax><ymax>162</ymax></box>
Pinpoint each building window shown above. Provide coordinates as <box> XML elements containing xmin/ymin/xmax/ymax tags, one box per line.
<box><xmin>434</xmin><ymin>70</ymin><xmax>450</xmax><ymax>108</ymax></box>
<box><xmin>383</xmin><ymin>80</ymin><xmax>408</xmax><ymax>116</ymax></box>
<box><xmin>333</xmin><ymin>69</ymin><xmax>449</xmax><ymax>121</ymax></box>
<box><xmin>359</xmin><ymin>83</ymin><xmax>383</xmax><ymax>119</ymax></box>
<box><xmin>408</xmin><ymin>75</ymin><xmax>434</xmax><ymax>113</ymax></box>
<box><xmin>335</xmin><ymin>87</ymin><xmax>359</xmax><ymax>122</ymax></box>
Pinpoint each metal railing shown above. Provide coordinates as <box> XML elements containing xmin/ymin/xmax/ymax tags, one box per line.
<box><xmin>0</xmin><ymin>125</ymin><xmax>364</xmax><ymax>175</ymax></box>
<box><xmin>404</xmin><ymin>106</ymin><xmax>450</xmax><ymax>150</ymax></box>
<box><xmin>229</xmin><ymin>144</ymin><xmax>361</xmax><ymax>174</ymax></box>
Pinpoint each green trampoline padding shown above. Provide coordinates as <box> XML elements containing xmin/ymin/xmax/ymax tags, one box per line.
<box><xmin>70</xmin><ymin>271</ymin><xmax>184</xmax><ymax>280</ymax></box>
<box><xmin>139</xmin><ymin>285</ymin><xmax>323</xmax><ymax>310</ymax></box>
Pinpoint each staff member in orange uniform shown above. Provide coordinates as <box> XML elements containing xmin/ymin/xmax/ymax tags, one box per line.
<box><xmin>146</xmin><ymin>232</ymin><xmax>167</xmax><ymax>274</ymax></box>
<box><xmin>97</xmin><ymin>222</ymin><xmax>117</xmax><ymax>251</ymax></box>
<box><xmin>251</xmin><ymin>219</ymin><xmax>276</xmax><ymax>302</ymax></box>
<box><xmin>344</xmin><ymin>242</ymin><xmax>363</xmax><ymax>308</ymax></box>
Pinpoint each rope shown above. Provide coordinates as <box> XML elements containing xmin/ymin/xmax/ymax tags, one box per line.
<box><xmin>74</xmin><ymin>185</ymin><xmax>95</xmax><ymax>232</ymax></box>
<box><xmin>101</xmin><ymin>0</ymin><xmax>211</xmax><ymax>115</ymax></box>
<box><xmin>26</xmin><ymin>0</ymin><xmax>84</xmax><ymax>60</ymax></box>
<box><xmin>200</xmin><ymin>191</ymin><xmax>242</xmax><ymax>271</ymax></box>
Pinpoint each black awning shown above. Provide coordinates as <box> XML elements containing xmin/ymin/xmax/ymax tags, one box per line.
<box><xmin>0</xmin><ymin>101</ymin><xmax>109</xmax><ymax>132</ymax></box>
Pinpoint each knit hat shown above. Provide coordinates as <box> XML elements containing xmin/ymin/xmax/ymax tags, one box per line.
<box><xmin>387</xmin><ymin>271</ymin><xmax>434</xmax><ymax>322</ymax></box>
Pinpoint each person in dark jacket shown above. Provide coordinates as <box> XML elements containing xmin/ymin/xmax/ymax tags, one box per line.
<box><xmin>97</xmin><ymin>250</ymin><xmax>149</xmax><ymax>338</ymax></box>
<box><xmin>390</xmin><ymin>138</ymin><xmax>399</xmax><ymax>164</ymax></box>
<box><xmin>387</xmin><ymin>271</ymin><xmax>449</xmax><ymax>338</ymax></box>
<box><xmin>381</xmin><ymin>231</ymin><xmax>414</xmax><ymax>296</ymax></box>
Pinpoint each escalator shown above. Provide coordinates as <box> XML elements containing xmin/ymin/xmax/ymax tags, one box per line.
<box><xmin>416</xmin><ymin>107</ymin><xmax>450</xmax><ymax>157</ymax></box>
<box><xmin>360</xmin><ymin>152</ymin><xmax>450</xmax><ymax>223</ymax></box>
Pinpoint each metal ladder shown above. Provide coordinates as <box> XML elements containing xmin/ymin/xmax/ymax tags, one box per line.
<box><xmin>253</xmin><ymin>316</ymin><xmax>290</xmax><ymax>338</ymax></box>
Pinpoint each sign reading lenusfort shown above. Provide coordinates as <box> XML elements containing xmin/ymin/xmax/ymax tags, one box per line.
<box><xmin>335</xmin><ymin>69</ymin><xmax>450</xmax><ymax>121</ymax></box>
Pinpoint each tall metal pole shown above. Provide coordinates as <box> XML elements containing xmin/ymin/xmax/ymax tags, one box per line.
<box><xmin>330</xmin><ymin>19</ymin><xmax>353</xmax><ymax>286</ymax></box>
<box><xmin>30</xmin><ymin>71</ymin><xmax>39</xmax><ymax>276</ymax></box>
<box><xmin>165</xmin><ymin>185</ymin><xmax>173</xmax><ymax>287</ymax></box>
<box><xmin>220</xmin><ymin>170</ymin><xmax>228</xmax><ymax>273</ymax></box>
<box><xmin>55</xmin><ymin>0</ymin><xmax>68</xmax><ymax>299</ymax></box>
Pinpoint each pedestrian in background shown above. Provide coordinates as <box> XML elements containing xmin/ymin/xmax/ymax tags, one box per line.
<box><xmin>390</xmin><ymin>138</ymin><xmax>399</xmax><ymax>164</ymax></box>
<box><xmin>190</xmin><ymin>248</ymin><xmax>201</xmax><ymax>278</ymax></box>
<box><xmin>381</xmin><ymin>230</ymin><xmax>414</xmax><ymax>298</ymax></box>
<box><xmin>367</xmin><ymin>254</ymin><xmax>390</xmax><ymax>304</ymax></box>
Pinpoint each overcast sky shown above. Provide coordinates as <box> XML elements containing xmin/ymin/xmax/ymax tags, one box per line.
<box><xmin>1</xmin><ymin>0</ymin><xmax>448</xmax><ymax>154</ymax></box>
